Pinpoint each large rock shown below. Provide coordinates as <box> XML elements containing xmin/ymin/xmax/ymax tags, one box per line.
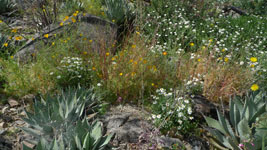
<box><xmin>14</xmin><ymin>14</ymin><xmax>117</xmax><ymax>62</ymax></box>
<box><xmin>100</xmin><ymin>105</ymin><xmax>184</xmax><ymax>149</ymax></box>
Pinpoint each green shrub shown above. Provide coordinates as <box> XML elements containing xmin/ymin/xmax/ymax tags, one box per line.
<box><xmin>150</xmin><ymin>88</ymin><xmax>197</xmax><ymax>136</ymax></box>
<box><xmin>104</xmin><ymin>0</ymin><xmax>134</xmax><ymax>25</ymax></box>
<box><xmin>0</xmin><ymin>0</ymin><xmax>16</xmax><ymax>16</ymax></box>
<box><xmin>205</xmin><ymin>90</ymin><xmax>267</xmax><ymax>149</ymax></box>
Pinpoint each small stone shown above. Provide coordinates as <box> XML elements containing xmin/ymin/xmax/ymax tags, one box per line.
<box><xmin>0</xmin><ymin>122</ymin><xmax>8</xmax><ymax>128</ymax></box>
<box><xmin>8</xmin><ymin>98</ymin><xmax>19</xmax><ymax>107</ymax></box>
<box><xmin>2</xmin><ymin>106</ymin><xmax>9</xmax><ymax>114</ymax></box>
<box><xmin>10</xmin><ymin>108</ymin><xmax>17</xmax><ymax>112</ymax></box>
<box><xmin>15</xmin><ymin>120</ymin><xmax>25</xmax><ymax>125</ymax></box>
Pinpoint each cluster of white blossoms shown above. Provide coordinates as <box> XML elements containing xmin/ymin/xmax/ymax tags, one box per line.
<box><xmin>59</xmin><ymin>57</ymin><xmax>85</xmax><ymax>78</ymax></box>
<box><xmin>150</xmin><ymin>88</ymin><xmax>194</xmax><ymax>130</ymax></box>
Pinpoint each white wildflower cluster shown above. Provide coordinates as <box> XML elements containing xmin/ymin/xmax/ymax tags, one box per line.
<box><xmin>150</xmin><ymin>88</ymin><xmax>195</xmax><ymax>132</ymax></box>
<box><xmin>184</xmin><ymin>74</ymin><xmax>204</xmax><ymax>94</ymax></box>
<box><xmin>57</xmin><ymin>57</ymin><xmax>91</xmax><ymax>84</ymax></box>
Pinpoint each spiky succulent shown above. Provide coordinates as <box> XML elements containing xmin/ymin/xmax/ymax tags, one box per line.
<box><xmin>21</xmin><ymin>86</ymin><xmax>112</xmax><ymax>149</ymax></box>
<box><xmin>205</xmin><ymin>90</ymin><xmax>267</xmax><ymax>149</ymax></box>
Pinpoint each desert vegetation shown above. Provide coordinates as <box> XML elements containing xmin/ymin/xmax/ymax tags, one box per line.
<box><xmin>0</xmin><ymin>0</ymin><xmax>266</xmax><ymax>149</ymax></box>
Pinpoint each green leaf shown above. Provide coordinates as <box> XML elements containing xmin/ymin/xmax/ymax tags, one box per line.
<box><xmin>205</xmin><ymin>116</ymin><xmax>227</xmax><ymax>135</ymax></box>
<box><xmin>237</xmin><ymin>118</ymin><xmax>251</xmax><ymax>141</ymax></box>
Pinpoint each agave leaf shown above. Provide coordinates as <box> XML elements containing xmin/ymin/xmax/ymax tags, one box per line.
<box><xmin>205</xmin><ymin>116</ymin><xmax>228</xmax><ymax>135</ymax></box>
<box><xmin>23</xmin><ymin>143</ymin><xmax>33</xmax><ymax>150</ymax></box>
<box><xmin>237</xmin><ymin>118</ymin><xmax>251</xmax><ymax>141</ymax></box>
<box><xmin>93</xmin><ymin>133</ymin><xmax>114</xmax><ymax>150</ymax></box>
<box><xmin>226</xmin><ymin>136</ymin><xmax>240</xmax><ymax>150</ymax></box>
<box><xmin>216</xmin><ymin>110</ymin><xmax>232</xmax><ymax>137</ymax></box>
<box><xmin>91</xmin><ymin>122</ymin><xmax>102</xmax><ymax>141</ymax></box>
<box><xmin>208</xmin><ymin>128</ymin><xmax>232</xmax><ymax>149</ymax></box>
<box><xmin>50</xmin><ymin>138</ymin><xmax>59</xmax><ymax>150</ymax></box>
<box><xmin>82</xmin><ymin>133</ymin><xmax>91</xmax><ymax>149</ymax></box>
<box><xmin>21</xmin><ymin>127</ymin><xmax>42</xmax><ymax>139</ymax></box>
<box><xmin>250</xmin><ymin>104</ymin><xmax>266</xmax><ymax>125</ymax></box>
<box><xmin>230</xmin><ymin>99</ymin><xmax>235</xmax><ymax>127</ymax></box>
<box><xmin>75</xmin><ymin>135</ymin><xmax>82</xmax><ymax>150</ymax></box>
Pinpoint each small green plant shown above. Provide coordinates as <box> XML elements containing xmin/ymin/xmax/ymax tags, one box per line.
<box><xmin>205</xmin><ymin>90</ymin><xmax>267</xmax><ymax>149</ymax></box>
<box><xmin>0</xmin><ymin>0</ymin><xmax>16</xmax><ymax>16</ymax></box>
<box><xmin>104</xmin><ymin>0</ymin><xmax>134</xmax><ymax>25</ymax></box>
<box><xmin>21</xmin><ymin>86</ymin><xmax>102</xmax><ymax>146</ymax></box>
<box><xmin>54</xmin><ymin>56</ymin><xmax>93</xmax><ymax>87</ymax></box>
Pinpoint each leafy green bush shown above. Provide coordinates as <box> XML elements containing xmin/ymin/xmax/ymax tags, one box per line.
<box><xmin>205</xmin><ymin>90</ymin><xmax>267</xmax><ymax>149</ymax></box>
<box><xmin>53</xmin><ymin>56</ymin><xmax>93</xmax><ymax>87</ymax></box>
<box><xmin>150</xmin><ymin>88</ymin><xmax>197</xmax><ymax>136</ymax></box>
<box><xmin>0</xmin><ymin>0</ymin><xmax>16</xmax><ymax>16</ymax></box>
<box><xmin>104</xmin><ymin>0</ymin><xmax>134</xmax><ymax>25</ymax></box>
<box><xmin>21</xmin><ymin>86</ymin><xmax>111</xmax><ymax>149</ymax></box>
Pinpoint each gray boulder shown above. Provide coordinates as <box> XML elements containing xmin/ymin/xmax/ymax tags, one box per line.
<box><xmin>14</xmin><ymin>14</ymin><xmax>117</xmax><ymax>62</ymax></box>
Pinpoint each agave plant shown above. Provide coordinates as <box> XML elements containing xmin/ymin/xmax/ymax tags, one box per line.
<box><xmin>104</xmin><ymin>0</ymin><xmax>134</xmax><ymax>25</ymax></box>
<box><xmin>205</xmin><ymin>91</ymin><xmax>267</xmax><ymax>150</ymax></box>
<box><xmin>21</xmin><ymin>86</ymin><xmax>102</xmax><ymax>146</ymax></box>
<box><xmin>23</xmin><ymin>119</ymin><xmax>113</xmax><ymax>150</ymax></box>
<box><xmin>0</xmin><ymin>0</ymin><xmax>16</xmax><ymax>16</ymax></box>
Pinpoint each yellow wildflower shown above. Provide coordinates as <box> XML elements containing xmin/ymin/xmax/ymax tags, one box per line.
<box><xmin>131</xmin><ymin>45</ymin><xmax>136</xmax><ymax>48</ymax></box>
<box><xmin>71</xmin><ymin>18</ymin><xmax>76</xmax><ymax>23</ymax></box>
<box><xmin>250</xmin><ymin>57</ymin><xmax>257</xmax><ymax>62</ymax></box>
<box><xmin>65</xmin><ymin>16</ymin><xmax>69</xmax><ymax>20</ymax></box>
<box><xmin>112</xmin><ymin>57</ymin><xmax>116</xmax><ymax>61</ymax></box>
<box><xmin>106</xmin><ymin>52</ymin><xmax>110</xmax><ymax>56</ymax></box>
<box><xmin>250</xmin><ymin>64</ymin><xmax>255</xmax><ymax>68</ymax></box>
<box><xmin>83</xmin><ymin>51</ymin><xmax>87</xmax><ymax>55</ymax></box>
<box><xmin>60</xmin><ymin>22</ymin><xmax>63</xmax><ymax>26</ymax></box>
<box><xmin>197</xmin><ymin>58</ymin><xmax>201</xmax><ymax>62</ymax></box>
<box><xmin>10</xmin><ymin>56</ymin><xmax>14</xmax><ymax>59</ymax></box>
<box><xmin>89</xmin><ymin>40</ymin><xmax>93</xmax><ymax>43</ymax></box>
<box><xmin>224</xmin><ymin>57</ymin><xmax>229</xmax><ymax>62</ymax></box>
<box><xmin>119</xmin><ymin>73</ymin><xmax>123</xmax><ymax>76</ymax></box>
<box><xmin>52</xmin><ymin>55</ymin><xmax>55</xmax><ymax>59</ymax></box>
<box><xmin>0</xmin><ymin>20</ymin><xmax>3</xmax><ymax>23</ymax></box>
<box><xmin>143</xmin><ymin>60</ymin><xmax>147</xmax><ymax>64</ymax></box>
<box><xmin>112</xmin><ymin>20</ymin><xmax>115</xmax><ymax>23</ymax></box>
<box><xmin>131</xmin><ymin>72</ymin><xmax>136</xmax><ymax>76</ymax></box>
<box><xmin>129</xmin><ymin>59</ymin><xmax>133</xmax><ymax>63</ymax></box>
<box><xmin>162</xmin><ymin>51</ymin><xmax>167</xmax><ymax>56</ymax></box>
<box><xmin>3</xmin><ymin>43</ymin><xmax>8</xmax><ymax>47</ymax></box>
<box><xmin>79</xmin><ymin>33</ymin><xmax>83</xmax><ymax>37</ymax></box>
<box><xmin>202</xmin><ymin>46</ymin><xmax>206</xmax><ymax>50</ymax></box>
<box><xmin>44</xmin><ymin>34</ymin><xmax>49</xmax><ymax>38</ymax></box>
<box><xmin>151</xmin><ymin>83</ymin><xmax>155</xmax><ymax>86</ymax></box>
<box><xmin>92</xmin><ymin>67</ymin><xmax>96</xmax><ymax>70</ymax></box>
<box><xmin>75</xmin><ymin>11</ymin><xmax>79</xmax><ymax>14</ymax></box>
<box><xmin>136</xmin><ymin>31</ymin><xmax>140</xmax><ymax>35</ymax></box>
<box><xmin>15</xmin><ymin>36</ymin><xmax>23</xmax><ymax>41</ymax></box>
<box><xmin>83</xmin><ymin>13</ymin><xmax>86</xmax><ymax>16</ymax></box>
<box><xmin>209</xmin><ymin>39</ymin><xmax>213</xmax><ymax>43</ymax></box>
<box><xmin>251</xmin><ymin>84</ymin><xmax>259</xmax><ymax>91</ymax></box>
<box><xmin>101</xmin><ymin>12</ymin><xmax>105</xmax><ymax>16</ymax></box>
<box><xmin>73</xmin><ymin>13</ymin><xmax>77</xmax><ymax>17</ymax></box>
<box><xmin>52</xmin><ymin>42</ymin><xmax>55</xmax><ymax>46</ymax></box>
<box><xmin>8</xmin><ymin>36</ymin><xmax>12</xmax><ymax>40</ymax></box>
<box><xmin>221</xmin><ymin>48</ymin><xmax>225</xmax><ymax>52</ymax></box>
<box><xmin>31</xmin><ymin>38</ymin><xmax>35</xmax><ymax>41</ymax></box>
<box><xmin>190</xmin><ymin>42</ymin><xmax>194</xmax><ymax>47</ymax></box>
<box><xmin>11</xmin><ymin>29</ymin><xmax>17</xmax><ymax>33</ymax></box>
